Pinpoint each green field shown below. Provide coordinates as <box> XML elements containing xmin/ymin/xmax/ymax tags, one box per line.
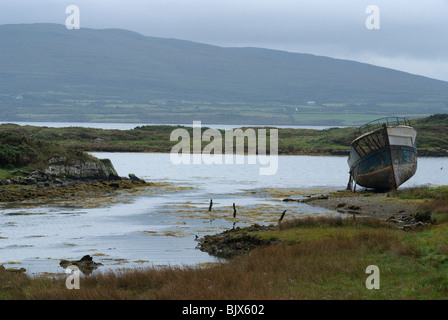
<box><xmin>3</xmin><ymin>98</ymin><xmax>445</xmax><ymax>126</ymax></box>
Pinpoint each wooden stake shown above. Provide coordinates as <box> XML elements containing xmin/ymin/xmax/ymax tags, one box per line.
<box><xmin>208</xmin><ymin>199</ymin><xmax>213</xmax><ymax>211</ymax></box>
<box><xmin>279</xmin><ymin>210</ymin><xmax>287</xmax><ymax>222</ymax></box>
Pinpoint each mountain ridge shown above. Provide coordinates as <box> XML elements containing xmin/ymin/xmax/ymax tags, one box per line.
<box><xmin>0</xmin><ymin>23</ymin><xmax>447</xmax><ymax>125</ymax></box>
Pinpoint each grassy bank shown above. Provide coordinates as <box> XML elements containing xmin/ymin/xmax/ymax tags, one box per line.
<box><xmin>0</xmin><ymin>127</ymin><xmax>101</xmax><ymax>179</ymax></box>
<box><xmin>0</xmin><ymin>114</ymin><xmax>447</xmax><ymax>171</ymax></box>
<box><xmin>1</xmin><ymin>185</ymin><xmax>447</xmax><ymax>300</ymax></box>
<box><xmin>2</xmin><ymin>218</ymin><xmax>447</xmax><ymax>300</ymax></box>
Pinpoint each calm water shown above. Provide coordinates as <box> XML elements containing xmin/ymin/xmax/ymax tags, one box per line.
<box><xmin>0</xmin><ymin>152</ymin><xmax>446</xmax><ymax>275</ymax></box>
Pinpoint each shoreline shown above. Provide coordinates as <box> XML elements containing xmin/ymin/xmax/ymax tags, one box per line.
<box><xmin>0</xmin><ymin>176</ymin><xmax>151</xmax><ymax>204</ymax></box>
<box><xmin>1</xmin><ymin>181</ymin><xmax>447</xmax><ymax>299</ymax></box>
<box><xmin>1</xmin><ymin>144</ymin><xmax>445</xmax><ymax>276</ymax></box>
<box><xmin>296</xmin><ymin>190</ymin><xmax>418</xmax><ymax>219</ymax></box>
<box><xmin>90</xmin><ymin>149</ymin><xmax>448</xmax><ymax>157</ymax></box>
<box><xmin>197</xmin><ymin>188</ymin><xmax>431</xmax><ymax>259</ymax></box>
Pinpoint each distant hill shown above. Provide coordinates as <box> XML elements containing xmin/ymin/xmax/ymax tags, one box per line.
<box><xmin>1</xmin><ymin>23</ymin><xmax>447</xmax><ymax>125</ymax></box>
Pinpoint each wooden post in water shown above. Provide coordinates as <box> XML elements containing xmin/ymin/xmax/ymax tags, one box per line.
<box><xmin>233</xmin><ymin>203</ymin><xmax>237</xmax><ymax>218</ymax></box>
<box><xmin>279</xmin><ymin>210</ymin><xmax>287</xmax><ymax>221</ymax></box>
<box><xmin>208</xmin><ymin>199</ymin><xmax>213</xmax><ymax>211</ymax></box>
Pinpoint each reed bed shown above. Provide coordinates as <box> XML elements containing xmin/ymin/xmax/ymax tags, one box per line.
<box><xmin>3</xmin><ymin>215</ymin><xmax>446</xmax><ymax>300</ymax></box>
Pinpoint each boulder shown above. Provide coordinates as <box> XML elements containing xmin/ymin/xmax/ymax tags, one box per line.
<box><xmin>128</xmin><ymin>173</ymin><xmax>145</xmax><ymax>183</ymax></box>
<box><xmin>59</xmin><ymin>255</ymin><xmax>103</xmax><ymax>275</ymax></box>
<box><xmin>0</xmin><ymin>265</ymin><xmax>26</xmax><ymax>273</ymax></box>
<box><xmin>45</xmin><ymin>158</ymin><xmax>120</xmax><ymax>181</ymax></box>
<box><xmin>197</xmin><ymin>224</ymin><xmax>277</xmax><ymax>259</ymax></box>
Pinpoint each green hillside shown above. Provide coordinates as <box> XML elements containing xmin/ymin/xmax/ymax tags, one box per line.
<box><xmin>1</xmin><ymin>23</ymin><xmax>448</xmax><ymax>125</ymax></box>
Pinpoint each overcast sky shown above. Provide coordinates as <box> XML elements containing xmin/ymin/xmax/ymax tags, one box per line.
<box><xmin>1</xmin><ymin>0</ymin><xmax>447</xmax><ymax>81</ymax></box>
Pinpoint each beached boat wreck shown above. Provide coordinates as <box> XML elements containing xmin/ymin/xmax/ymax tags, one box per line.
<box><xmin>347</xmin><ymin>117</ymin><xmax>417</xmax><ymax>191</ymax></box>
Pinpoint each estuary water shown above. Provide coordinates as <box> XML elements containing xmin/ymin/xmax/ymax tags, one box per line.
<box><xmin>0</xmin><ymin>152</ymin><xmax>446</xmax><ymax>275</ymax></box>
<box><xmin>0</xmin><ymin>121</ymin><xmax>446</xmax><ymax>275</ymax></box>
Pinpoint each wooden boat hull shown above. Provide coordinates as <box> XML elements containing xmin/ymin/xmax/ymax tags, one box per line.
<box><xmin>348</xmin><ymin>124</ymin><xmax>417</xmax><ymax>190</ymax></box>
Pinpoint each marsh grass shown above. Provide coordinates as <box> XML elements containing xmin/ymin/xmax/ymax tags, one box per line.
<box><xmin>391</xmin><ymin>186</ymin><xmax>448</xmax><ymax>200</ymax></box>
<box><xmin>390</xmin><ymin>186</ymin><xmax>448</xmax><ymax>223</ymax></box>
<box><xmin>414</xmin><ymin>199</ymin><xmax>448</xmax><ymax>224</ymax></box>
<box><xmin>2</xmin><ymin>216</ymin><xmax>447</xmax><ymax>300</ymax></box>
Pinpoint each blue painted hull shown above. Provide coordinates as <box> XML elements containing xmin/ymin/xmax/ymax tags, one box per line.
<box><xmin>348</xmin><ymin>124</ymin><xmax>417</xmax><ymax>190</ymax></box>
<box><xmin>348</xmin><ymin>145</ymin><xmax>417</xmax><ymax>190</ymax></box>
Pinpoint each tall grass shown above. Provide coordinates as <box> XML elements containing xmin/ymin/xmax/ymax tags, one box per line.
<box><xmin>3</xmin><ymin>216</ymin><xmax>445</xmax><ymax>300</ymax></box>
<box><xmin>278</xmin><ymin>215</ymin><xmax>392</xmax><ymax>230</ymax></box>
<box><xmin>391</xmin><ymin>186</ymin><xmax>448</xmax><ymax>200</ymax></box>
<box><xmin>390</xmin><ymin>186</ymin><xmax>448</xmax><ymax>223</ymax></box>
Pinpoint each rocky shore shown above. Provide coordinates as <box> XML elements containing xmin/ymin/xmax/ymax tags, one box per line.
<box><xmin>196</xmin><ymin>224</ymin><xmax>278</xmax><ymax>259</ymax></box>
<box><xmin>0</xmin><ymin>156</ymin><xmax>148</xmax><ymax>203</ymax></box>
<box><xmin>295</xmin><ymin>191</ymin><xmax>417</xmax><ymax>219</ymax></box>
<box><xmin>0</xmin><ymin>155</ymin><xmax>151</xmax><ymax>275</ymax></box>
<box><xmin>59</xmin><ymin>255</ymin><xmax>103</xmax><ymax>275</ymax></box>
<box><xmin>0</xmin><ymin>177</ymin><xmax>149</xmax><ymax>203</ymax></box>
<box><xmin>299</xmin><ymin>191</ymin><xmax>430</xmax><ymax>231</ymax></box>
